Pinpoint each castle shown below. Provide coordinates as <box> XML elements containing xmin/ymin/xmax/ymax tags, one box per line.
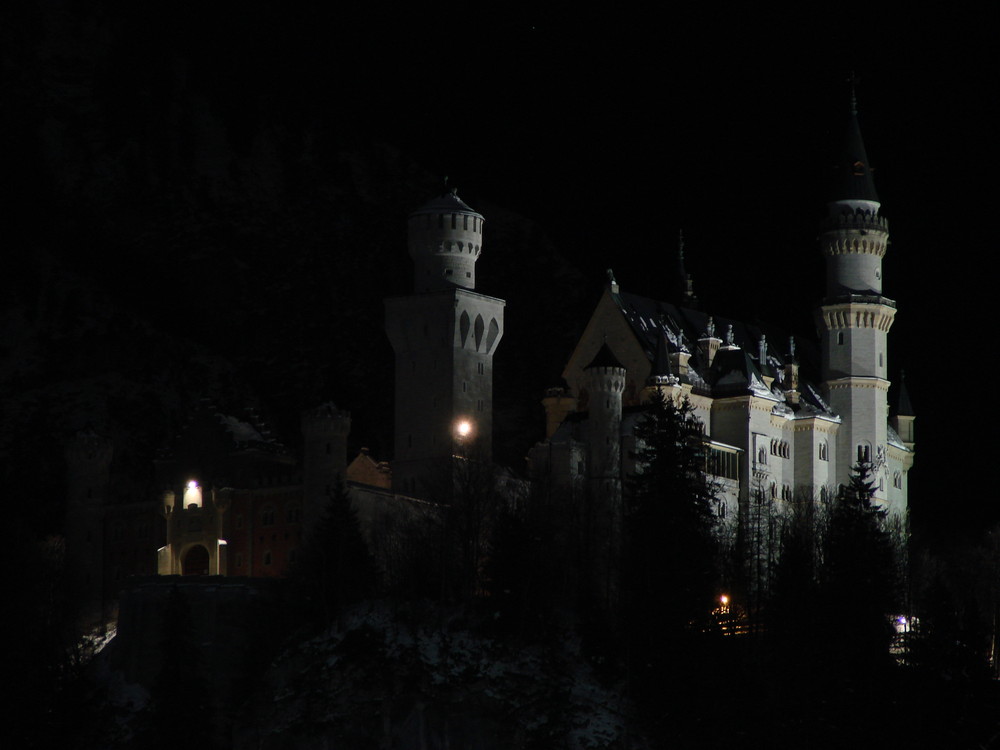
<box><xmin>65</xmin><ymin>98</ymin><xmax>913</xmax><ymax>615</ymax></box>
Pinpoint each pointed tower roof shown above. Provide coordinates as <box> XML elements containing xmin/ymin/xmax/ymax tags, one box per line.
<box><xmin>650</xmin><ymin>332</ymin><xmax>674</xmax><ymax>378</ymax></box>
<box><xmin>410</xmin><ymin>185</ymin><xmax>483</xmax><ymax>219</ymax></box>
<box><xmin>895</xmin><ymin>370</ymin><xmax>915</xmax><ymax>416</ymax></box>
<box><xmin>584</xmin><ymin>342</ymin><xmax>625</xmax><ymax>371</ymax></box>
<box><xmin>669</xmin><ymin>230</ymin><xmax>697</xmax><ymax>306</ymax></box>
<box><xmin>830</xmin><ymin>86</ymin><xmax>879</xmax><ymax>203</ymax></box>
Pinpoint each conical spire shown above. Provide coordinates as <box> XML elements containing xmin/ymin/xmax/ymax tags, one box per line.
<box><xmin>585</xmin><ymin>342</ymin><xmax>625</xmax><ymax>371</ymax></box>
<box><xmin>895</xmin><ymin>369</ymin><xmax>914</xmax><ymax>416</ymax></box>
<box><xmin>670</xmin><ymin>230</ymin><xmax>698</xmax><ymax>307</ymax></box>
<box><xmin>650</xmin><ymin>332</ymin><xmax>674</xmax><ymax>379</ymax></box>
<box><xmin>830</xmin><ymin>79</ymin><xmax>879</xmax><ymax>203</ymax></box>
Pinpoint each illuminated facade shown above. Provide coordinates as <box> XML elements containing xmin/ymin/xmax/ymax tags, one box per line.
<box><xmin>530</xmin><ymin>101</ymin><xmax>914</xmax><ymax>568</ymax></box>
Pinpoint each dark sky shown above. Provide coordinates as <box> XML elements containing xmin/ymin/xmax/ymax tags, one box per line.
<box><xmin>6</xmin><ymin>4</ymin><xmax>997</xmax><ymax>535</ymax></box>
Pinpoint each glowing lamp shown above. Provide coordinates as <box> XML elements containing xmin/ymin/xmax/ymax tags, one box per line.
<box><xmin>720</xmin><ymin>595</ymin><xmax>729</xmax><ymax>605</ymax></box>
<box><xmin>456</xmin><ymin>420</ymin><xmax>472</xmax><ymax>438</ymax></box>
<box><xmin>183</xmin><ymin>479</ymin><xmax>203</xmax><ymax>509</ymax></box>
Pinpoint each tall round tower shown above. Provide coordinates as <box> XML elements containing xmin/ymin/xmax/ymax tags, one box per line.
<box><xmin>815</xmin><ymin>93</ymin><xmax>898</xmax><ymax>505</ymax></box>
<box><xmin>408</xmin><ymin>188</ymin><xmax>485</xmax><ymax>293</ymax></box>
<box><xmin>385</xmin><ymin>188</ymin><xmax>505</xmax><ymax>499</ymax></box>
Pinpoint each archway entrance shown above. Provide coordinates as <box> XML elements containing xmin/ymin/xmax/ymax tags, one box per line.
<box><xmin>182</xmin><ymin>544</ymin><xmax>210</xmax><ymax>576</ymax></box>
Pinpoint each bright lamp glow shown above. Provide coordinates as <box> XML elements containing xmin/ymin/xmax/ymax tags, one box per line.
<box><xmin>183</xmin><ymin>480</ymin><xmax>203</xmax><ymax>509</ymax></box>
<box><xmin>456</xmin><ymin>420</ymin><xmax>472</xmax><ymax>438</ymax></box>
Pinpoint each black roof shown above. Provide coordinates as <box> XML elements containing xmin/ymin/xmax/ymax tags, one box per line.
<box><xmin>829</xmin><ymin>102</ymin><xmax>879</xmax><ymax>203</ymax></box>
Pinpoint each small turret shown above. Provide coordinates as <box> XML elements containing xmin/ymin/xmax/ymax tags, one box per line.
<box><xmin>821</xmin><ymin>91</ymin><xmax>889</xmax><ymax>299</ymax></box>
<box><xmin>301</xmin><ymin>402</ymin><xmax>351</xmax><ymax>527</ymax></box>
<box><xmin>408</xmin><ymin>187</ymin><xmax>485</xmax><ymax>293</ymax></box>
<box><xmin>890</xmin><ymin>370</ymin><xmax>915</xmax><ymax>450</ymax></box>
<box><xmin>698</xmin><ymin>317</ymin><xmax>722</xmax><ymax>368</ymax></box>
<box><xmin>783</xmin><ymin>336</ymin><xmax>800</xmax><ymax>405</ymax></box>
<box><xmin>584</xmin><ymin>344</ymin><xmax>626</xmax><ymax>483</ymax></box>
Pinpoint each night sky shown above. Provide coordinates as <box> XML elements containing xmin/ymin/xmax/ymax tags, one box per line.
<box><xmin>5</xmin><ymin>4</ymin><xmax>998</xmax><ymax>538</ymax></box>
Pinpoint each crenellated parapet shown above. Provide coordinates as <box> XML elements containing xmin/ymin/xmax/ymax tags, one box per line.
<box><xmin>821</xmin><ymin>209</ymin><xmax>888</xmax><ymax>234</ymax></box>
<box><xmin>301</xmin><ymin>402</ymin><xmax>351</xmax><ymax>440</ymax></box>
<box><xmin>407</xmin><ymin>189</ymin><xmax>485</xmax><ymax>292</ymax></box>
<box><xmin>817</xmin><ymin>300</ymin><xmax>897</xmax><ymax>332</ymax></box>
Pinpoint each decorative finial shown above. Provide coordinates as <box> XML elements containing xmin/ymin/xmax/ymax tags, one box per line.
<box><xmin>678</xmin><ymin>229</ymin><xmax>685</xmax><ymax>260</ymax></box>
<box><xmin>758</xmin><ymin>335</ymin><xmax>767</xmax><ymax>365</ymax></box>
<box><xmin>788</xmin><ymin>336</ymin><xmax>796</xmax><ymax>360</ymax></box>
<box><xmin>705</xmin><ymin>316</ymin><xmax>715</xmax><ymax>339</ymax></box>
<box><xmin>606</xmin><ymin>268</ymin><xmax>619</xmax><ymax>293</ymax></box>
<box><xmin>847</xmin><ymin>71</ymin><xmax>860</xmax><ymax>115</ymax></box>
<box><xmin>725</xmin><ymin>324</ymin><xmax>735</xmax><ymax>347</ymax></box>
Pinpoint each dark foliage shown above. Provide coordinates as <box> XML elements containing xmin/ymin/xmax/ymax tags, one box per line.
<box><xmin>817</xmin><ymin>460</ymin><xmax>900</xmax><ymax>673</ymax></box>
<box><xmin>483</xmin><ymin>504</ymin><xmax>552</xmax><ymax>639</ymax></box>
<box><xmin>625</xmin><ymin>391</ymin><xmax>720</xmax><ymax>638</ymax></box>
<box><xmin>288</xmin><ymin>481</ymin><xmax>377</xmax><ymax>627</ymax></box>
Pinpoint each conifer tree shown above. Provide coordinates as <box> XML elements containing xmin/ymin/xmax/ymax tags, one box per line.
<box><xmin>625</xmin><ymin>391</ymin><xmax>719</xmax><ymax>639</ymax></box>
<box><xmin>818</xmin><ymin>460</ymin><xmax>899</xmax><ymax>670</ymax></box>
<box><xmin>289</xmin><ymin>480</ymin><xmax>376</xmax><ymax>626</ymax></box>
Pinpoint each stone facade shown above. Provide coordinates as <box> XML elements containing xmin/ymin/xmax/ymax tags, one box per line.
<box><xmin>529</xmin><ymin>103</ymin><xmax>914</xmax><ymax>581</ymax></box>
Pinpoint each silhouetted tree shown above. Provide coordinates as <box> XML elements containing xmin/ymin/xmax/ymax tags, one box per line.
<box><xmin>289</xmin><ymin>480</ymin><xmax>376</xmax><ymax>626</ymax></box>
<box><xmin>768</xmin><ymin>488</ymin><xmax>821</xmax><ymax>658</ymax></box>
<box><xmin>484</xmin><ymin>503</ymin><xmax>551</xmax><ymax>638</ymax></box>
<box><xmin>817</xmin><ymin>460</ymin><xmax>899</xmax><ymax>672</ymax></box>
<box><xmin>625</xmin><ymin>391</ymin><xmax>719</xmax><ymax>644</ymax></box>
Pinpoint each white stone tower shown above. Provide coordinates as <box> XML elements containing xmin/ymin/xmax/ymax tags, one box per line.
<box><xmin>815</xmin><ymin>94</ymin><xmax>896</xmax><ymax>502</ymax></box>
<box><xmin>385</xmin><ymin>189</ymin><xmax>505</xmax><ymax>497</ymax></box>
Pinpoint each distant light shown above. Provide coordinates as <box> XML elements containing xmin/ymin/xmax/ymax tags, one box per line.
<box><xmin>183</xmin><ymin>480</ymin><xmax>203</xmax><ymax>509</ymax></box>
<box><xmin>720</xmin><ymin>594</ymin><xmax>729</xmax><ymax>605</ymax></box>
<box><xmin>456</xmin><ymin>420</ymin><xmax>472</xmax><ymax>438</ymax></box>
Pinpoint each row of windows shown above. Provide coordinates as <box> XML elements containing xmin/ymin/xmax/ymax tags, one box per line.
<box><xmin>758</xmin><ymin>440</ymin><xmax>832</xmax><ymax>464</ymax></box>
<box><xmin>706</xmin><ymin>448</ymin><xmax>739</xmax><ymax>480</ymax></box>
<box><xmin>769</xmin><ymin>483</ymin><xmax>794</xmax><ymax>501</ymax></box>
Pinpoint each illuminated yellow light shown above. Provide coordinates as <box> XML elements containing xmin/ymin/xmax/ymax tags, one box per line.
<box><xmin>456</xmin><ymin>420</ymin><xmax>472</xmax><ymax>438</ymax></box>
<box><xmin>183</xmin><ymin>480</ymin><xmax>203</xmax><ymax>509</ymax></box>
<box><xmin>720</xmin><ymin>595</ymin><xmax>729</xmax><ymax>605</ymax></box>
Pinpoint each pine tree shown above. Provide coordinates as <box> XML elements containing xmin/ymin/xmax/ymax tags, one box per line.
<box><xmin>625</xmin><ymin>391</ymin><xmax>719</xmax><ymax>638</ymax></box>
<box><xmin>818</xmin><ymin>460</ymin><xmax>899</xmax><ymax>671</ymax></box>
<box><xmin>289</xmin><ymin>480</ymin><xmax>376</xmax><ymax>627</ymax></box>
